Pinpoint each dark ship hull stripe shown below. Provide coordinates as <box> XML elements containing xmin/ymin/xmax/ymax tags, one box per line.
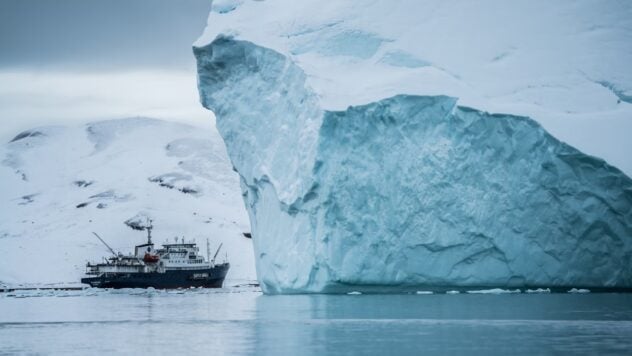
<box><xmin>81</xmin><ymin>263</ymin><xmax>230</xmax><ymax>289</ymax></box>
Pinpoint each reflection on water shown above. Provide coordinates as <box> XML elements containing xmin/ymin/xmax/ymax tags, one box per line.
<box><xmin>1</xmin><ymin>289</ymin><xmax>631</xmax><ymax>355</ymax></box>
<box><xmin>254</xmin><ymin>293</ymin><xmax>632</xmax><ymax>355</ymax></box>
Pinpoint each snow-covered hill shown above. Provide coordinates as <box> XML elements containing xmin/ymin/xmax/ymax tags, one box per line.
<box><xmin>0</xmin><ymin>118</ymin><xmax>253</xmax><ymax>287</ymax></box>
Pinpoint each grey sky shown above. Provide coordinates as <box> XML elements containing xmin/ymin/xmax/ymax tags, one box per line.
<box><xmin>0</xmin><ymin>0</ymin><xmax>215</xmax><ymax>141</ymax></box>
<box><xmin>0</xmin><ymin>0</ymin><xmax>212</xmax><ymax>71</ymax></box>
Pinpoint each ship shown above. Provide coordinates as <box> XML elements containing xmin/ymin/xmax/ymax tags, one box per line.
<box><xmin>80</xmin><ymin>221</ymin><xmax>229</xmax><ymax>289</ymax></box>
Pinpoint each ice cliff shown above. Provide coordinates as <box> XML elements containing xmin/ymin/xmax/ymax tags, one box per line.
<box><xmin>194</xmin><ymin>1</ymin><xmax>632</xmax><ymax>293</ymax></box>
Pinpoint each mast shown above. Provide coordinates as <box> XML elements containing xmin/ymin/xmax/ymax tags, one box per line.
<box><xmin>146</xmin><ymin>219</ymin><xmax>153</xmax><ymax>245</ymax></box>
<box><xmin>206</xmin><ymin>238</ymin><xmax>211</xmax><ymax>262</ymax></box>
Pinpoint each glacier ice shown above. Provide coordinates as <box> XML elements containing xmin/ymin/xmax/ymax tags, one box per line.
<box><xmin>194</xmin><ymin>0</ymin><xmax>632</xmax><ymax>293</ymax></box>
<box><xmin>195</xmin><ymin>37</ymin><xmax>632</xmax><ymax>294</ymax></box>
<box><xmin>195</xmin><ymin>0</ymin><xmax>632</xmax><ymax>177</ymax></box>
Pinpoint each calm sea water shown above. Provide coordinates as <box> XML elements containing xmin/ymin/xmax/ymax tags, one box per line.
<box><xmin>1</xmin><ymin>288</ymin><xmax>631</xmax><ymax>355</ymax></box>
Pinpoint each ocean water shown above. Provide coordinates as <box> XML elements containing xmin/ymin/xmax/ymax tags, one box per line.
<box><xmin>1</xmin><ymin>288</ymin><xmax>631</xmax><ymax>355</ymax></box>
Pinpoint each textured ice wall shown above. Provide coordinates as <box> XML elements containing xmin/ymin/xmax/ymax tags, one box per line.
<box><xmin>194</xmin><ymin>0</ymin><xmax>632</xmax><ymax>176</ymax></box>
<box><xmin>196</xmin><ymin>36</ymin><xmax>632</xmax><ymax>294</ymax></box>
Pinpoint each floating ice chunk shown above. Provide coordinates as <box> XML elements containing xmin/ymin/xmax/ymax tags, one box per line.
<box><xmin>467</xmin><ymin>289</ymin><xmax>521</xmax><ymax>294</ymax></box>
<box><xmin>525</xmin><ymin>288</ymin><xmax>551</xmax><ymax>294</ymax></box>
<box><xmin>568</xmin><ymin>288</ymin><xmax>591</xmax><ymax>294</ymax></box>
<box><xmin>415</xmin><ymin>291</ymin><xmax>434</xmax><ymax>295</ymax></box>
<box><xmin>347</xmin><ymin>291</ymin><xmax>362</xmax><ymax>295</ymax></box>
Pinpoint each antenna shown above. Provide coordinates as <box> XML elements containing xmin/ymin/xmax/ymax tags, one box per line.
<box><xmin>92</xmin><ymin>232</ymin><xmax>117</xmax><ymax>257</ymax></box>
<box><xmin>212</xmin><ymin>243</ymin><xmax>223</xmax><ymax>264</ymax></box>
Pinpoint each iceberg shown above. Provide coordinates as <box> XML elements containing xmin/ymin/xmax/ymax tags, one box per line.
<box><xmin>194</xmin><ymin>1</ymin><xmax>632</xmax><ymax>294</ymax></box>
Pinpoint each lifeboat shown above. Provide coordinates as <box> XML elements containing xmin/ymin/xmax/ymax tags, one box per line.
<box><xmin>143</xmin><ymin>253</ymin><xmax>160</xmax><ymax>263</ymax></box>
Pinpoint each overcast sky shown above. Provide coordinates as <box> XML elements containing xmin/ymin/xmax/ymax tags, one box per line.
<box><xmin>0</xmin><ymin>0</ymin><xmax>214</xmax><ymax>140</ymax></box>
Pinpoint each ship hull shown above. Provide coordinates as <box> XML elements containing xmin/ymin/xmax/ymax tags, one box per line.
<box><xmin>81</xmin><ymin>263</ymin><xmax>230</xmax><ymax>289</ymax></box>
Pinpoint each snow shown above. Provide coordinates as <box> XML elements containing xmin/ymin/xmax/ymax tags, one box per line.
<box><xmin>0</xmin><ymin>118</ymin><xmax>254</xmax><ymax>286</ymax></box>
<box><xmin>194</xmin><ymin>1</ymin><xmax>632</xmax><ymax>294</ymax></box>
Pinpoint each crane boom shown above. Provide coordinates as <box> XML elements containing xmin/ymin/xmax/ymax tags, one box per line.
<box><xmin>212</xmin><ymin>243</ymin><xmax>223</xmax><ymax>263</ymax></box>
<box><xmin>92</xmin><ymin>232</ymin><xmax>117</xmax><ymax>257</ymax></box>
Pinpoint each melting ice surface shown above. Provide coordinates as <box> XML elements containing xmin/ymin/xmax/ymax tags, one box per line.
<box><xmin>194</xmin><ymin>35</ymin><xmax>632</xmax><ymax>292</ymax></box>
<box><xmin>1</xmin><ymin>289</ymin><xmax>632</xmax><ymax>354</ymax></box>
